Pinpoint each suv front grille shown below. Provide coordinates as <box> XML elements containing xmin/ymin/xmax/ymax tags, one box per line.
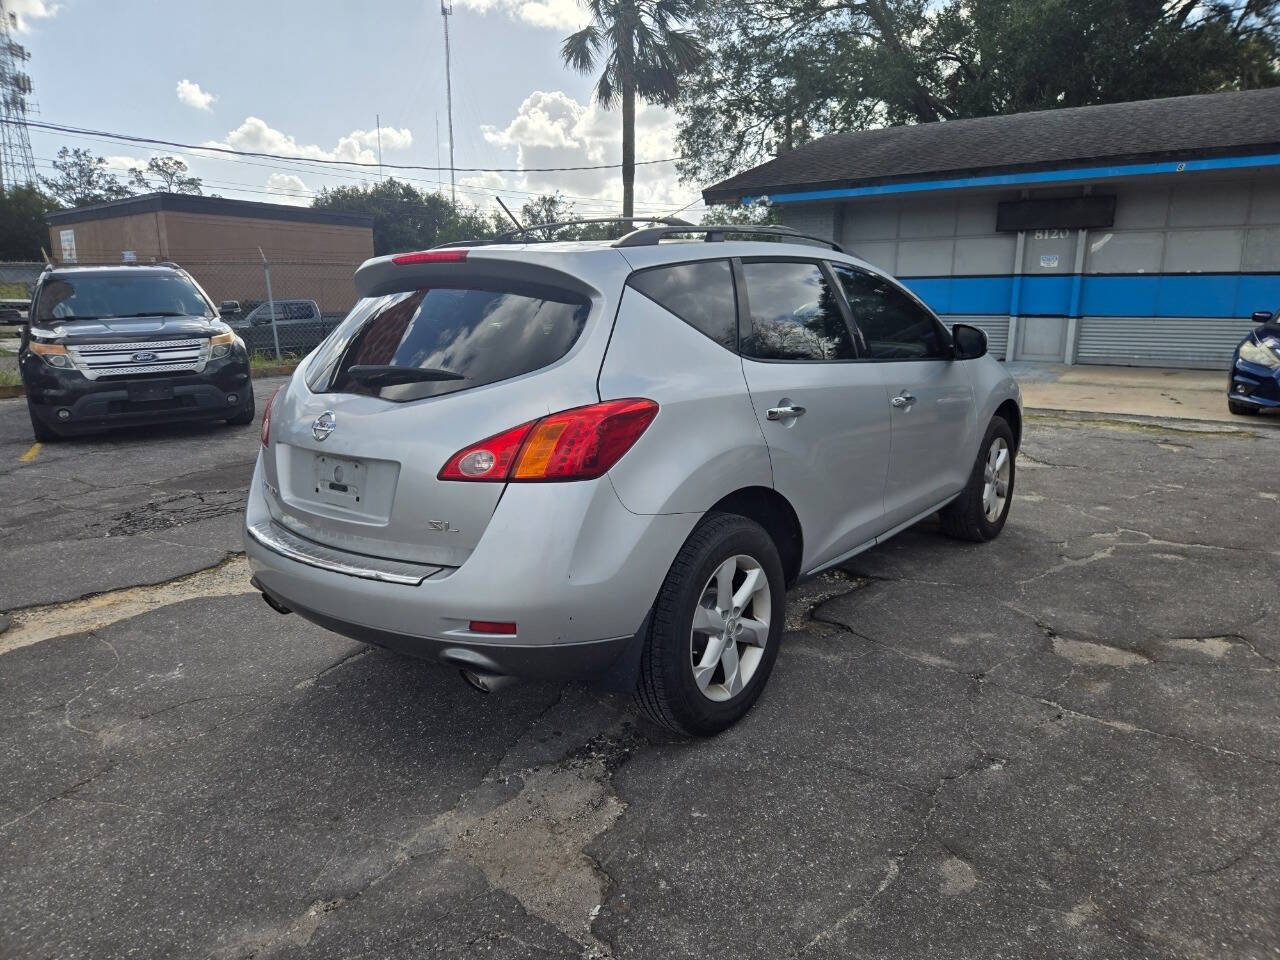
<box><xmin>67</xmin><ymin>338</ymin><xmax>210</xmax><ymax>380</ymax></box>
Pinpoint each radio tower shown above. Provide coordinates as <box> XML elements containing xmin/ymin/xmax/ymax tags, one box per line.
<box><xmin>0</xmin><ymin>0</ymin><xmax>38</xmax><ymax>193</ymax></box>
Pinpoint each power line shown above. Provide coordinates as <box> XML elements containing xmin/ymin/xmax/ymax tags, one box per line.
<box><xmin>29</xmin><ymin>137</ymin><xmax>703</xmax><ymax>215</ymax></box>
<box><xmin>24</xmin><ymin>118</ymin><xmax>683</xmax><ymax>173</ymax></box>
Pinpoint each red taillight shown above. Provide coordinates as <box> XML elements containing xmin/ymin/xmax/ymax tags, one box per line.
<box><xmin>469</xmin><ymin>620</ymin><xmax>517</xmax><ymax>635</ymax></box>
<box><xmin>438</xmin><ymin>398</ymin><xmax>658</xmax><ymax>483</ymax></box>
<box><xmin>438</xmin><ymin>421</ymin><xmax>536</xmax><ymax>481</ymax></box>
<box><xmin>261</xmin><ymin>386</ymin><xmax>283</xmax><ymax>447</ymax></box>
<box><xmin>391</xmin><ymin>249</ymin><xmax>469</xmax><ymax>265</ymax></box>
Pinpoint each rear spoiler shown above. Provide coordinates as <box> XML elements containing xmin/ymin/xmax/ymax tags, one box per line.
<box><xmin>353</xmin><ymin>249</ymin><xmax>616</xmax><ymax>302</ymax></box>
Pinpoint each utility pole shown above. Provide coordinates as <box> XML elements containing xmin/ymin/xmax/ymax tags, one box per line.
<box><xmin>0</xmin><ymin>0</ymin><xmax>38</xmax><ymax>193</ymax></box>
<box><xmin>375</xmin><ymin>112</ymin><xmax>383</xmax><ymax>180</ymax></box>
<box><xmin>441</xmin><ymin>0</ymin><xmax>455</xmax><ymax>204</ymax></box>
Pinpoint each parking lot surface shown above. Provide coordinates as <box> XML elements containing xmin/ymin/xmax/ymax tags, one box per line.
<box><xmin>1</xmin><ymin>392</ymin><xmax>1278</xmax><ymax>959</ymax></box>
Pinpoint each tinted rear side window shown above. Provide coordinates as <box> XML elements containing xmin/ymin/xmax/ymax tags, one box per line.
<box><xmin>739</xmin><ymin>261</ymin><xmax>855</xmax><ymax>361</ymax></box>
<box><xmin>317</xmin><ymin>283</ymin><xmax>590</xmax><ymax>402</ymax></box>
<box><xmin>627</xmin><ymin>260</ymin><xmax>737</xmax><ymax>350</ymax></box>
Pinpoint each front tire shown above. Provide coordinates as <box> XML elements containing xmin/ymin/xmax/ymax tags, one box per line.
<box><xmin>636</xmin><ymin>513</ymin><xmax>785</xmax><ymax>737</ymax></box>
<box><xmin>940</xmin><ymin>416</ymin><xmax>1015</xmax><ymax>542</ymax></box>
<box><xmin>1228</xmin><ymin>398</ymin><xmax>1259</xmax><ymax>416</ymax></box>
<box><xmin>27</xmin><ymin>401</ymin><xmax>60</xmax><ymax>442</ymax></box>
<box><xmin>226</xmin><ymin>393</ymin><xmax>256</xmax><ymax>426</ymax></box>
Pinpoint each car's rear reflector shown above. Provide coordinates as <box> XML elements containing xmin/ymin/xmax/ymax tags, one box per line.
<box><xmin>438</xmin><ymin>398</ymin><xmax>659</xmax><ymax>483</ymax></box>
<box><xmin>468</xmin><ymin>620</ymin><xmax>517</xmax><ymax>635</ymax></box>
<box><xmin>391</xmin><ymin>249</ymin><xmax>469</xmax><ymax>265</ymax></box>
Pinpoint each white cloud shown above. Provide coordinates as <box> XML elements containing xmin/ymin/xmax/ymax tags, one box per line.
<box><xmin>264</xmin><ymin>173</ymin><xmax>310</xmax><ymax>205</ymax></box>
<box><xmin>349</xmin><ymin>126</ymin><xmax>414</xmax><ymax>151</ymax></box>
<box><xmin>176</xmin><ymin>79</ymin><xmax>216</xmax><ymax>111</ymax></box>
<box><xmin>454</xmin><ymin>0</ymin><xmax>585</xmax><ymax>30</ymax></box>
<box><xmin>6</xmin><ymin>0</ymin><xmax>58</xmax><ymax>32</ymax></box>
<box><xmin>483</xmin><ymin>90</ymin><xmax>692</xmax><ymax>215</ymax></box>
<box><xmin>102</xmin><ymin>155</ymin><xmax>145</xmax><ymax>174</ymax></box>
<box><xmin>205</xmin><ymin>118</ymin><xmax>414</xmax><ymax>166</ymax></box>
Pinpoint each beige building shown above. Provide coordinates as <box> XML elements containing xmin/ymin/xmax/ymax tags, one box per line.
<box><xmin>46</xmin><ymin>193</ymin><xmax>374</xmax><ymax>314</ymax></box>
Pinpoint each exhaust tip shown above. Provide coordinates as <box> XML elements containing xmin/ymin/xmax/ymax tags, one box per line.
<box><xmin>460</xmin><ymin>669</ymin><xmax>516</xmax><ymax>694</ymax></box>
<box><xmin>260</xmin><ymin>592</ymin><xmax>292</xmax><ymax>615</ymax></box>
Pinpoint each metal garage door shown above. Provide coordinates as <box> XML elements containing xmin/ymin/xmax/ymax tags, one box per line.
<box><xmin>954</xmin><ymin>316</ymin><xmax>1009</xmax><ymax>359</ymax></box>
<box><xmin>1075</xmin><ymin>316</ymin><xmax>1259</xmax><ymax>369</ymax></box>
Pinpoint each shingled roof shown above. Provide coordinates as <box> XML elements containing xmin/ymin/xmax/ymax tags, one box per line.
<box><xmin>702</xmin><ymin>87</ymin><xmax>1280</xmax><ymax>204</ymax></box>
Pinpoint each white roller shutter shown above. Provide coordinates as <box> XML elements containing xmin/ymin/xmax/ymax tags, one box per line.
<box><xmin>1075</xmin><ymin>316</ymin><xmax>1257</xmax><ymax>369</ymax></box>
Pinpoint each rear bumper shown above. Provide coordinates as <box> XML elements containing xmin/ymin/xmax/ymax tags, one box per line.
<box><xmin>22</xmin><ymin>350</ymin><xmax>253</xmax><ymax>432</ymax></box>
<box><xmin>243</xmin><ymin>456</ymin><xmax>699</xmax><ymax>680</ymax></box>
<box><xmin>1230</xmin><ymin>357</ymin><xmax>1280</xmax><ymax>408</ymax></box>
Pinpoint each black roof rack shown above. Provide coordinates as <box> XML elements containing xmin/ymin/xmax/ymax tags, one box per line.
<box><xmin>493</xmin><ymin>216</ymin><xmax>695</xmax><ymax>243</ymax></box>
<box><xmin>432</xmin><ymin>216</ymin><xmax>697</xmax><ymax>249</ymax></box>
<box><xmin>44</xmin><ymin>260</ymin><xmax>184</xmax><ymax>270</ymax></box>
<box><xmin>612</xmin><ymin>223</ymin><xmax>843</xmax><ymax>253</ymax></box>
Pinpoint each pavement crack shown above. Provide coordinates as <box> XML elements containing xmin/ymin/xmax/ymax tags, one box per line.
<box><xmin>1</xmin><ymin>555</ymin><xmax>254</xmax><ymax>655</ymax></box>
<box><xmin>801</xmin><ymin>746</ymin><xmax>1000</xmax><ymax>952</ymax></box>
<box><xmin>63</xmin><ymin>634</ymin><xmax>120</xmax><ymax>737</ymax></box>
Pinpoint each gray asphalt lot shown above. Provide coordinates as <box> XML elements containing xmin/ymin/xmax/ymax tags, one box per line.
<box><xmin>1</xmin><ymin>389</ymin><xmax>1278</xmax><ymax>959</ymax></box>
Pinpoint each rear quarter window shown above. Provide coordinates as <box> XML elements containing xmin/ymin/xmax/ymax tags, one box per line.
<box><xmin>310</xmin><ymin>282</ymin><xmax>590</xmax><ymax>402</ymax></box>
<box><xmin>626</xmin><ymin>259</ymin><xmax>737</xmax><ymax>350</ymax></box>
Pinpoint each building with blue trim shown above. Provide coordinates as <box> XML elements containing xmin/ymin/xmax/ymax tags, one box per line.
<box><xmin>702</xmin><ymin>88</ymin><xmax>1280</xmax><ymax>367</ymax></box>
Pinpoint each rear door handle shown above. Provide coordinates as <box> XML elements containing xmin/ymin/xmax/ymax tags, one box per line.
<box><xmin>890</xmin><ymin>392</ymin><xmax>916</xmax><ymax>409</ymax></box>
<box><xmin>766</xmin><ymin>405</ymin><xmax>806</xmax><ymax>421</ymax></box>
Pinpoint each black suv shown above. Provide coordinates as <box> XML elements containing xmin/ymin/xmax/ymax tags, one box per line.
<box><xmin>19</xmin><ymin>263</ymin><xmax>254</xmax><ymax>440</ymax></box>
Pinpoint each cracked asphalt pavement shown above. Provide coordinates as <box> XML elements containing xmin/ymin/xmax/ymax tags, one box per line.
<box><xmin>1</xmin><ymin>390</ymin><xmax>1279</xmax><ymax>959</ymax></box>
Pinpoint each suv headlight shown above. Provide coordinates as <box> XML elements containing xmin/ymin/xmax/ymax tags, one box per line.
<box><xmin>1239</xmin><ymin>338</ymin><xmax>1280</xmax><ymax>369</ymax></box>
<box><xmin>209</xmin><ymin>330</ymin><xmax>236</xmax><ymax>359</ymax></box>
<box><xmin>29</xmin><ymin>340</ymin><xmax>74</xmax><ymax>369</ymax></box>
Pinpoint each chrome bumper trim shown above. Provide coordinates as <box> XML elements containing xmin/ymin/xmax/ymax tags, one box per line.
<box><xmin>247</xmin><ymin>519</ymin><xmax>445</xmax><ymax>586</ymax></box>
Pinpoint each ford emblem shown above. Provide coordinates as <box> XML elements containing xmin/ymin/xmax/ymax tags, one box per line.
<box><xmin>312</xmin><ymin>410</ymin><xmax>336</xmax><ymax>442</ymax></box>
<box><xmin>132</xmin><ymin>351</ymin><xmax>159</xmax><ymax>363</ymax></box>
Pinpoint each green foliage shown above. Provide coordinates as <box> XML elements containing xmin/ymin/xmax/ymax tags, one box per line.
<box><xmin>0</xmin><ymin>184</ymin><xmax>59</xmax><ymax>260</ymax></box>
<box><xmin>700</xmin><ymin>203</ymin><xmax>779</xmax><ymax>225</ymax></box>
<box><xmin>310</xmin><ymin>179</ymin><xmax>500</xmax><ymax>255</ymax></box>
<box><xmin>563</xmin><ymin>0</ymin><xmax>705</xmax><ymax>216</ymax></box>
<box><xmin>128</xmin><ymin>156</ymin><xmax>203</xmax><ymax>195</ymax></box>
<box><xmin>40</xmin><ymin>147</ymin><xmax>133</xmax><ymax>207</ymax></box>
<box><xmin>678</xmin><ymin>0</ymin><xmax>1280</xmax><ymax>184</ymax></box>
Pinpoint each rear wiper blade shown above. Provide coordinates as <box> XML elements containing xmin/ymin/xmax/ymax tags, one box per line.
<box><xmin>347</xmin><ymin>364</ymin><xmax>466</xmax><ymax>385</ymax></box>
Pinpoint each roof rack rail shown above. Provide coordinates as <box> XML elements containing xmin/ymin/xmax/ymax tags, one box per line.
<box><xmin>494</xmin><ymin>215</ymin><xmax>695</xmax><ymax>243</ymax></box>
<box><xmin>432</xmin><ymin>216</ymin><xmax>697</xmax><ymax>249</ymax></box>
<box><xmin>612</xmin><ymin>223</ymin><xmax>844</xmax><ymax>253</ymax></box>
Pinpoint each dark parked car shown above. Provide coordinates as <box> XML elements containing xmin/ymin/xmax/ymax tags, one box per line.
<box><xmin>223</xmin><ymin>298</ymin><xmax>337</xmax><ymax>355</ymax></box>
<box><xmin>18</xmin><ymin>263</ymin><xmax>254</xmax><ymax>440</ymax></box>
<box><xmin>1229</xmin><ymin>308</ymin><xmax>1280</xmax><ymax>416</ymax></box>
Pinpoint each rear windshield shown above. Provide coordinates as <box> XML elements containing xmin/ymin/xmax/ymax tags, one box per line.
<box><xmin>35</xmin><ymin>273</ymin><xmax>212</xmax><ymax>324</ymax></box>
<box><xmin>308</xmin><ymin>282</ymin><xmax>591</xmax><ymax>402</ymax></box>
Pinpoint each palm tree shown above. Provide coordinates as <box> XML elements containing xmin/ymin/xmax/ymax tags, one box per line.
<box><xmin>562</xmin><ymin>0</ymin><xmax>704</xmax><ymax>219</ymax></box>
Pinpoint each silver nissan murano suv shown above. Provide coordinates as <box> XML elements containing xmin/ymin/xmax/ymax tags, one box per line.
<box><xmin>244</xmin><ymin>222</ymin><xmax>1021</xmax><ymax>736</ymax></box>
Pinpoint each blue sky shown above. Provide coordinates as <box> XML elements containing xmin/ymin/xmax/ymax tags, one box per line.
<box><xmin>10</xmin><ymin>0</ymin><xmax>702</xmax><ymax>217</ymax></box>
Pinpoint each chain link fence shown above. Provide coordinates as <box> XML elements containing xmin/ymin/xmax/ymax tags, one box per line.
<box><xmin>179</xmin><ymin>257</ymin><xmax>362</xmax><ymax>360</ymax></box>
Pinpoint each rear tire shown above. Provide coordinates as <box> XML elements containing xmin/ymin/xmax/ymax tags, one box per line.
<box><xmin>1228</xmin><ymin>398</ymin><xmax>1259</xmax><ymax>416</ymax></box>
<box><xmin>27</xmin><ymin>401</ymin><xmax>59</xmax><ymax>442</ymax></box>
<box><xmin>636</xmin><ymin>513</ymin><xmax>785</xmax><ymax>737</ymax></box>
<box><xmin>939</xmin><ymin>416</ymin><xmax>1015</xmax><ymax>542</ymax></box>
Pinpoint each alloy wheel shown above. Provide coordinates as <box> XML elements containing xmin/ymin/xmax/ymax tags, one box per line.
<box><xmin>982</xmin><ymin>436</ymin><xmax>1011</xmax><ymax>522</ymax></box>
<box><xmin>689</xmin><ymin>554</ymin><xmax>771</xmax><ymax>702</ymax></box>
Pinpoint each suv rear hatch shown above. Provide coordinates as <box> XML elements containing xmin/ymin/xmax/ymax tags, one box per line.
<box><xmin>261</xmin><ymin>246</ymin><xmax>631</xmax><ymax>568</ymax></box>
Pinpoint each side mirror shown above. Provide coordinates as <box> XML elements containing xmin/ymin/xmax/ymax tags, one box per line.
<box><xmin>219</xmin><ymin>300</ymin><xmax>241</xmax><ymax>316</ymax></box>
<box><xmin>951</xmin><ymin>323</ymin><xmax>987</xmax><ymax>360</ymax></box>
<box><xmin>1252</xmin><ymin>310</ymin><xmax>1275</xmax><ymax>324</ymax></box>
